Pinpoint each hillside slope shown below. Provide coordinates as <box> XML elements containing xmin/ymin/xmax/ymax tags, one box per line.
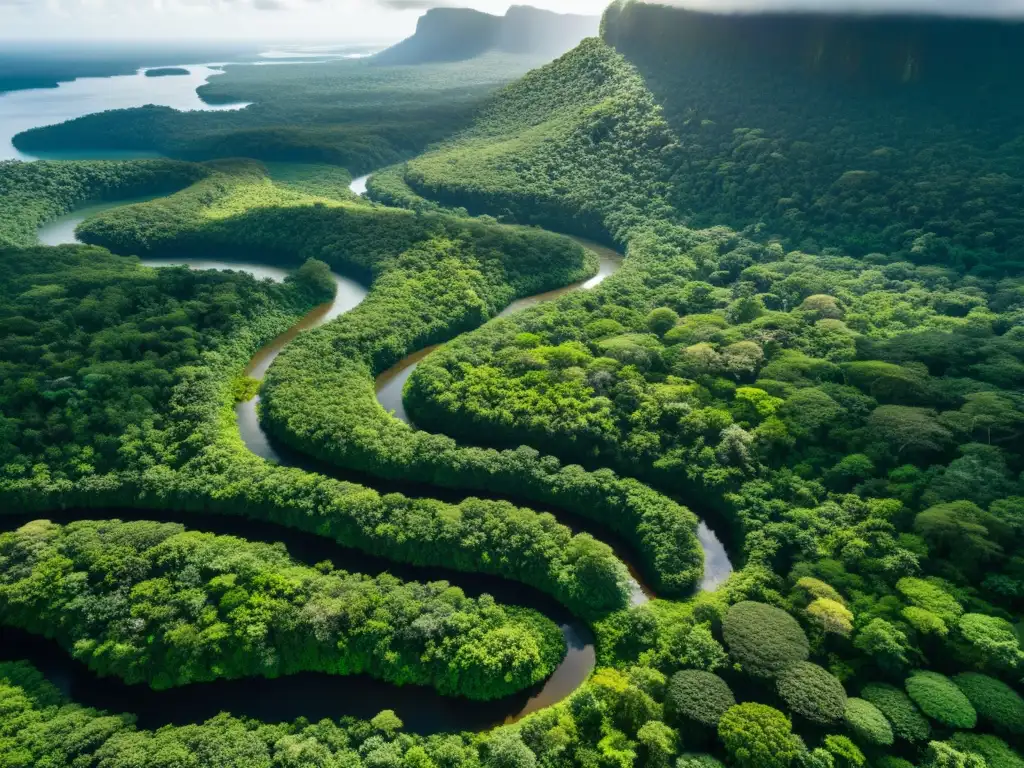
<box><xmin>401</xmin><ymin>38</ymin><xmax>674</xmax><ymax>243</ymax></box>
<box><xmin>385</xmin><ymin>12</ymin><xmax>1024</xmax><ymax>764</ymax></box>
<box><xmin>400</xmin><ymin>1</ymin><xmax>1024</xmax><ymax>271</ymax></box>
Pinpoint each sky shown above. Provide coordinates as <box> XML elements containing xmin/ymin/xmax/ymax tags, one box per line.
<box><xmin>1</xmin><ymin>0</ymin><xmax>1021</xmax><ymax>41</ymax></box>
<box><xmin>0</xmin><ymin>0</ymin><xmax>609</xmax><ymax>42</ymax></box>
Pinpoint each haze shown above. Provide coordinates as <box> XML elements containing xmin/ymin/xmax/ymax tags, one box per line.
<box><xmin>0</xmin><ymin>0</ymin><xmax>609</xmax><ymax>42</ymax></box>
<box><xmin>6</xmin><ymin>0</ymin><xmax>1024</xmax><ymax>43</ymax></box>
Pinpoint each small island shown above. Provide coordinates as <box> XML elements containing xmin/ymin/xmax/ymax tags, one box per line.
<box><xmin>144</xmin><ymin>67</ymin><xmax>190</xmax><ymax>77</ymax></box>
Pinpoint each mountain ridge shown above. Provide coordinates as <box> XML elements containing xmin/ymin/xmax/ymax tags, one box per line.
<box><xmin>601</xmin><ymin>0</ymin><xmax>1024</xmax><ymax>85</ymax></box>
<box><xmin>373</xmin><ymin>5</ymin><xmax>599</xmax><ymax>65</ymax></box>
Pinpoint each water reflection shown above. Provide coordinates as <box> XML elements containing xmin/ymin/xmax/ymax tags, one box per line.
<box><xmin>236</xmin><ymin>395</ymin><xmax>282</xmax><ymax>463</ymax></box>
<box><xmin>349</xmin><ymin>174</ymin><xmax>371</xmax><ymax>196</ymax></box>
<box><xmin>374</xmin><ymin>344</ymin><xmax>440</xmax><ymax>425</ymax></box>
<box><xmin>697</xmin><ymin>521</ymin><xmax>733</xmax><ymax>592</ymax></box>
<box><xmin>505</xmin><ymin>623</ymin><xmax>595</xmax><ymax>725</ymax></box>
<box><xmin>498</xmin><ymin>241</ymin><xmax>623</xmax><ymax>317</ymax></box>
<box><xmin>139</xmin><ymin>258</ymin><xmax>292</xmax><ymax>284</ymax></box>
<box><xmin>0</xmin><ymin>625</ymin><xmax>575</xmax><ymax>735</ymax></box>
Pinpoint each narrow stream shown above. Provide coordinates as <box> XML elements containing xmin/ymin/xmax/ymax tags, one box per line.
<box><xmin>375</xmin><ymin>344</ymin><xmax>440</xmax><ymax>425</ymax></box>
<box><xmin>697</xmin><ymin>521</ymin><xmax>732</xmax><ymax>592</ymax></box>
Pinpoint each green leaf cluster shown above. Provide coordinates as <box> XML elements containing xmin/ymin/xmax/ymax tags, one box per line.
<box><xmin>0</xmin><ymin>519</ymin><xmax>565</xmax><ymax>699</ymax></box>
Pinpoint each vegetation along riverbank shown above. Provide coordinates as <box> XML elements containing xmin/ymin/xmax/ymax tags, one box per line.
<box><xmin>1</xmin><ymin>2</ymin><xmax>1023</xmax><ymax>766</ymax></box>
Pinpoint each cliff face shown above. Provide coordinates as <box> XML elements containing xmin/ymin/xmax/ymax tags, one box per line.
<box><xmin>374</xmin><ymin>5</ymin><xmax>599</xmax><ymax>66</ymax></box>
<box><xmin>498</xmin><ymin>6</ymin><xmax>600</xmax><ymax>56</ymax></box>
<box><xmin>601</xmin><ymin>0</ymin><xmax>1024</xmax><ymax>86</ymax></box>
<box><xmin>373</xmin><ymin>8</ymin><xmax>501</xmax><ymax>65</ymax></box>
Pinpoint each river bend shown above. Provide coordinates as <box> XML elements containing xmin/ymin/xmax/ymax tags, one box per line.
<box><xmin>17</xmin><ymin>183</ymin><xmax>732</xmax><ymax>733</ymax></box>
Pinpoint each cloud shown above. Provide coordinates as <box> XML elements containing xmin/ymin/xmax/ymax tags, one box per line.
<box><xmin>374</xmin><ymin>0</ymin><xmax>453</xmax><ymax>8</ymax></box>
<box><xmin>655</xmin><ymin>0</ymin><xmax>1024</xmax><ymax>17</ymax></box>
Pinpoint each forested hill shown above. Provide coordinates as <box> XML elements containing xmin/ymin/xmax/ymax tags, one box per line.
<box><xmin>373</xmin><ymin>5</ymin><xmax>599</xmax><ymax>65</ymax></box>
<box><xmin>400</xmin><ymin>1</ymin><xmax>1024</xmax><ymax>270</ymax></box>
<box><xmin>594</xmin><ymin>0</ymin><xmax>1024</xmax><ymax>269</ymax></box>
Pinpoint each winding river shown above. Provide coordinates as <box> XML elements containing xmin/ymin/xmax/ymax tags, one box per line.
<box><xmin>37</xmin><ymin>196</ymin><xmax>165</xmax><ymax>246</ymax></box>
<box><xmin>13</xmin><ymin>173</ymin><xmax>732</xmax><ymax>733</ymax></box>
<box><xmin>0</xmin><ymin>507</ymin><xmax>590</xmax><ymax>734</ymax></box>
<box><xmin>162</xmin><ymin>256</ymin><xmax>612</xmax><ymax>729</ymax></box>
<box><xmin>370</xmin><ymin>228</ymin><xmax>734</xmax><ymax>596</ymax></box>
<box><xmin>26</xmin><ymin>206</ymin><xmax>602</xmax><ymax>731</ymax></box>
<box><xmin>373</xmin><ymin>238</ymin><xmax>622</xmax><ymax>423</ymax></box>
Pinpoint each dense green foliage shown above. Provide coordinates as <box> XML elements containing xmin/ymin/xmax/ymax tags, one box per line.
<box><xmin>397</xmin><ymin>0</ymin><xmax>1024</xmax><ymax>600</ymax></box>
<box><xmin>0</xmin><ymin>660</ymin><xmax>469</xmax><ymax>766</ymax></box>
<box><xmin>3</xmin><ymin>3</ymin><xmax>1024</xmax><ymax>767</ymax></box>
<box><xmin>717</xmin><ymin>704</ymin><xmax>801</xmax><ymax>768</ymax></box>
<box><xmin>76</xmin><ymin>159</ymin><xmax>704</xmax><ymax>599</ymax></box>
<box><xmin>722</xmin><ymin>602</ymin><xmax>809</xmax><ymax>678</ymax></box>
<box><xmin>954</xmin><ymin>673</ymin><xmax>1024</xmax><ymax>736</ymax></box>
<box><xmin>664</xmin><ymin>670</ymin><xmax>735</xmax><ymax>729</ymax></box>
<box><xmin>860</xmin><ymin>683</ymin><xmax>932</xmax><ymax>743</ymax></box>
<box><xmin>396</xmin><ymin>37</ymin><xmax>666</xmax><ymax>242</ymax></box>
<box><xmin>0</xmin><ymin>159</ymin><xmax>205</xmax><ymax>247</ymax></box>
<box><xmin>1</xmin><ymin>162</ymin><xmax>637</xmax><ymax>620</ymax></box>
<box><xmin>601</xmin><ymin>2</ymin><xmax>1024</xmax><ymax>272</ymax></box>
<box><xmin>951</xmin><ymin>734</ymin><xmax>1024</xmax><ymax>768</ymax></box>
<box><xmin>842</xmin><ymin>698</ymin><xmax>893</xmax><ymax>747</ymax></box>
<box><xmin>385</xmin><ymin>8</ymin><xmax>1024</xmax><ymax>762</ymax></box>
<box><xmin>0</xmin><ymin>519</ymin><xmax>564</xmax><ymax>699</ymax></box>
<box><xmin>264</xmin><ymin>162</ymin><xmax>359</xmax><ymax>203</ymax></box>
<box><xmin>12</xmin><ymin>55</ymin><xmax>545</xmax><ymax>170</ymax></box>
<box><xmin>0</xmin><ymin>242</ymin><xmax>329</xmax><ymax>479</ymax></box>
<box><xmin>906</xmin><ymin>671</ymin><xmax>978</xmax><ymax>729</ymax></box>
<box><xmin>775</xmin><ymin>662</ymin><xmax>847</xmax><ymax>726</ymax></box>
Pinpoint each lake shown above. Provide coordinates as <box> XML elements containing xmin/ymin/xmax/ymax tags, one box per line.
<box><xmin>0</xmin><ymin>63</ymin><xmax>249</xmax><ymax>161</ymax></box>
